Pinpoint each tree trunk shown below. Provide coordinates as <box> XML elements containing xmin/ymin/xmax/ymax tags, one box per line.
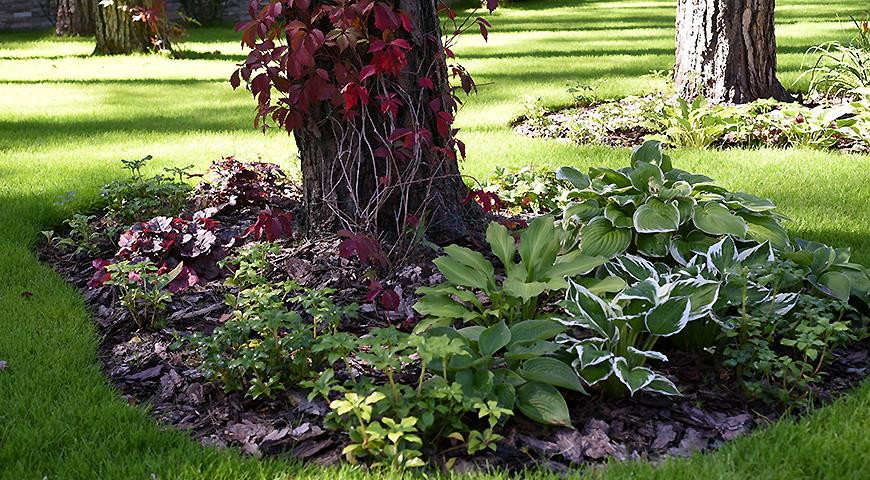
<box><xmin>56</xmin><ymin>0</ymin><xmax>96</xmax><ymax>36</ymax></box>
<box><xmin>674</xmin><ymin>0</ymin><xmax>791</xmax><ymax>104</ymax></box>
<box><xmin>294</xmin><ymin>0</ymin><xmax>474</xmax><ymax>244</ymax></box>
<box><xmin>94</xmin><ymin>1</ymin><xmax>170</xmax><ymax>55</ymax></box>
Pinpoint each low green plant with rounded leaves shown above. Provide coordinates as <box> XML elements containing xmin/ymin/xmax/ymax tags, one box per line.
<box><xmin>556</xmin><ymin>140</ymin><xmax>790</xmax><ymax>261</ymax></box>
<box><xmin>413</xmin><ymin>216</ymin><xmax>607</xmax><ymax>331</ymax></box>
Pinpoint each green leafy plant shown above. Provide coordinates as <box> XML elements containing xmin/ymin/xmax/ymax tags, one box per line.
<box><xmin>413</xmin><ymin>216</ymin><xmax>607</xmax><ymax>331</ymax></box>
<box><xmin>103</xmin><ymin>260</ymin><xmax>182</xmax><ymax>330</ymax></box>
<box><xmin>53</xmin><ymin>214</ymin><xmax>103</xmax><ymax>255</ymax></box>
<box><xmin>802</xmin><ymin>18</ymin><xmax>870</xmax><ymax>96</ymax></box>
<box><xmin>101</xmin><ymin>156</ymin><xmax>194</xmax><ymax>227</ymax></box>
<box><xmin>556</xmin><ymin>140</ymin><xmax>790</xmax><ymax>261</ymax></box>
<box><xmin>646</xmin><ymin>97</ymin><xmax>735</xmax><ymax>148</ymax></box>
<box><xmin>478</xmin><ymin>166</ymin><xmax>568</xmax><ymax>215</ymax></box>
<box><xmin>519</xmin><ymin>95</ymin><xmax>551</xmax><ymax>130</ymax></box>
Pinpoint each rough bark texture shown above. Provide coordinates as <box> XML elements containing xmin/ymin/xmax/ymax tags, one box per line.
<box><xmin>56</xmin><ymin>0</ymin><xmax>96</xmax><ymax>36</ymax></box>
<box><xmin>295</xmin><ymin>0</ymin><xmax>474</xmax><ymax>243</ymax></box>
<box><xmin>94</xmin><ymin>1</ymin><xmax>169</xmax><ymax>54</ymax></box>
<box><xmin>675</xmin><ymin>0</ymin><xmax>791</xmax><ymax>104</ymax></box>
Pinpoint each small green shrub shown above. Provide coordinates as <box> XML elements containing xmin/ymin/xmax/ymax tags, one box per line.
<box><xmin>101</xmin><ymin>155</ymin><xmax>194</xmax><ymax>228</ymax></box>
<box><xmin>103</xmin><ymin>260</ymin><xmax>181</xmax><ymax>330</ymax></box>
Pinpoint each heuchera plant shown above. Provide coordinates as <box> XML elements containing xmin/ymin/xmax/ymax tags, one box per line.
<box><xmin>194</xmin><ymin>156</ymin><xmax>295</xmax><ymax>211</ymax></box>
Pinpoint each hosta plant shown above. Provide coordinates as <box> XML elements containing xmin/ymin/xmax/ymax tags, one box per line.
<box><xmin>413</xmin><ymin>216</ymin><xmax>607</xmax><ymax>331</ymax></box>
<box><xmin>555</xmin><ymin>274</ymin><xmax>721</xmax><ymax>397</ymax></box>
<box><xmin>557</xmin><ymin>140</ymin><xmax>790</xmax><ymax>261</ymax></box>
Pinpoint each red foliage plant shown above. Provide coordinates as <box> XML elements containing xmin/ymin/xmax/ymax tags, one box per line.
<box><xmin>246</xmin><ymin>208</ymin><xmax>294</xmax><ymax>241</ymax></box>
<box><xmin>231</xmin><ymin>0</ymin><xmax>497</xmax><ymax>237</ymax></box>
<box><xmin>195</xmin><ymin>156</ymin><xmax>295</xmax><ymax>211</ymax></box>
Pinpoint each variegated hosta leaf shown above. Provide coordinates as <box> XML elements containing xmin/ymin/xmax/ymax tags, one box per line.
<box><xmin>644</xmin><ymin>296</ymin><xmax>691</xmax><ymax>336</ymax></box>
<box><xmin>692</xmin><ymin>202</ymin><xmax>748</xmax><ymax>237</ymax></box>
<box><xmin>705</xmin><ymin>236</ymin><xmax>739</xmax><ymax>277</ymax></box>
<box><xmin>627</xmin><ymin>346</ymin><xmax>668</xmax><ymax>363</ymax></box>
<box><xmin>628</xmin><ymin>161</ymin><xmax>665</xmax><ymax>193</ymax></box>
<box><xmin>613</xmin><ymin>358</ymin><xmax>655</xmax><ymax>396</ymax></box>
<box><xmin>562</xmin><ymin>279</ymin><xmax>618</xmax><ymax>339</ymax></box>
<box><xmin>770</xmin><ymin>292</ymin><xmax>799</xmax><ymax>316</ymax></box>
<box><xmin>725</xmin><ymin>192</ymin><xmax>777</xmax><ymax>212</ymax></box>
<box><xmin>605</xmin><ymin>254</ymin><xmax>660</xmax><ymax>282</ymax></box>
<box><xmin>563</xmin><ymin>199</ymin><xmax>602</xmax><ymax>223</ymax></box>
<box><xmin>668</xmin><ymin>277</ymin><xmax>720</xmax><ymax>320</ymax></box>
<box><xmin>645</xmin><ymin>374</ymin><xmax>681</xmax><ymax>396</ymax></box>
<box><xmin>737</xmin><ymin>241</ymin><xmax>774</xmax><ymax>265</ymax></box>
<box><xmin>636</xmin><ymin>232</ymin><xmax>672</xmax><ymax>257</ymax></box>
<box><xmin>614</xmin><ymin>278</ymin><xmax>659</xmax><ymax>305</ymax></box>
<box><xmin>576</xmin><ymin>357</ymin><xmax>615</xmax><ymax>386</ymax></box>
<box><xmin>633</xmin><ymin>198</ymin><xmax>680</xmax><ymax>233</ymax></box>
<box><xmin>579</xmin><ymin>217</ymin><xmax>632</xmax><ymax>258</ymax></box>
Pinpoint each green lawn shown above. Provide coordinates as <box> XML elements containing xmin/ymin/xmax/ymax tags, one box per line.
<box><xmin>1</xmin><ymin>1</ymin><xmax>870</xmax><ymax>479</ymax></box>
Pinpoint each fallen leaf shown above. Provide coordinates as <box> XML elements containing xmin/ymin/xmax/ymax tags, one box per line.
<box><xmin>21</xmin><ymin>291</ymin><xmax>33</xmax><ymax>298</ymax></box>
<box><xmin>126</xmin><ymin>365</ymin><xmax>162</xmax><ymax>381</ymax></box>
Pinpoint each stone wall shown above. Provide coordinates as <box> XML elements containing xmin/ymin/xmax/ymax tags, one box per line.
<box><xmin>0</xmin><ymin>0</ymin><xmax>254</xmax><ymax>32</ymax></box>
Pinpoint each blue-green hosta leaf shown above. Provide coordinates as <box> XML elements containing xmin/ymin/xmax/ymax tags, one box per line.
<box><xmin>613</xmin><ymin>358</ymin><xmax>656</xmax><ymax>396</ymax></box>
<box><xmin>645</xmin><ymin>374</ymin><xmax>681</xmax><ymax>396</ymax></box>
<box><xmin>589</xmin><ymin>167</ymin><xmax>632</xmax><ymax>188</ymax></box>
<box><xmin>517</xmin><ymin>382</ymin><xmax>572</xmax><ymax>426</ymax></box>
<box><xmin>580</xmin><ymin>217</ymin><xmax>632</xmax><ymax>258</ymax></box>
<box><xmin>457</xmin><ymin>325</ymin><xmax>485</xmax><ymax>341</ymax></box>
<box><xmin>556</xmin><ymin>166</ymin><xmax>591</xmax><ymax>190</ymax></box>
<box><xmin>628</xmin><ymin>161</ymin><xmax>665</xmax><ymax>194</ymax></box>
<box><xmin>486</xmin><ymin>221</ymin><xmax>516</xmax><ymax>273</ymax></box>
<box><xmin>740</xmin><ymin>213</ymin><xmax>790</xmax><ymax>249</ymax></box>
<box><xmin>644</xmin><ymin>296</ymin><xmax>691</xmax><ymax>336</ymax></box>
<box><xmin>627</xmin><ymin>346</ymin><xmax>668</xmax><ymax>363</ymax></box>
<box><xmin>658</xmin><ymin>180</ymin><xmax>692</xmax><ymax>201</ymax></box>
<box><xmin>521</xmin><ymin>357</ymin><xmax>585</xmax><ymax>392</ymax></box>
<box><xmin>812</xmin><ymin>246</ymin><xmax>838</xmax><ymax>273</ymax></box>
<box><xmin>692</xmin><ymin>202</ymin><xmax>747</xmax><ymax>237</ymax></box>
<box><xmin>705</xmin><ymin>236</ymin><xmax>739</xmax><ymax>277</ymax></box>
<box><xmin>666</xmin><ymin>168</ymin><xmax>713</xmax><ymax>185</ymax></box>
<box><xmin>478</xmin><ymin>321</ymin><xmax>511</xmax><ymax>357</ymax></box>
<box><xmin>610</xmin><ymin>194</ymin><xmax>643</xmax><ymax>207</ymax></box>
<box><xmin>633</xmin><ymin>198</ymin><xmax>680</xmax><ymax>233</ymax></box>
<box><xmin>669</xmin><ymin>278</ymin><xmax>720</xmax><ymax>320</ymax></box>
<box><xmin>818</xmin><ymin>271</ymin><xmax>852</xmax><ymax>301</ymax></box>
<box><xmin>631</xmin><ymin>140</ymin><xmax>671</xmax><ymax>170</ymax></box>
<box><xmin>519</xmin><ymin>216</ymin><xmax>560</xmax><ymax>280</ymax></box>
<box><xmin>509</xmin><ymin>320</ymin><xmax>566</xmax><ymax>345</ymax></box>
<box><xmin>692</xmin><ymin>183</ymin><xmax>730</xmax><ymax>198</ymax></box>
<box><xmin>831</xmin><ymin>265</ymin><xmax>870</xmax><ymax>304</ymax></box>
<box><xmin>737</xmin><ymin>241</ymin><xmax>774</xmax><ymax>266</ymax></box>
<box><xmin>494</xmin><ymin>368</ymin><xmax>527</xmax><ymax>387</ymax></box>
<box><xmin>636</xmin><ymin>232</ymin><xmax>672</xmax><ymax>257</ymax></box>
<box><xmin>725</xmin><ymin>192</ymin><xmax>777</xmax><ymax>212</ymax></box>
<box><xmin>606</xmin><ymin>254</ymin><xmax>660</xmax><ymax>282</ymax></box>
<box><xmin>604</xmin><ymin>203</ymin><xmax>634</xmax><ymax>228</ymax></box>
<box><xmin>563</xmin><ymin>200</ymin><xmax>602</xmax><ymax>223</ymax></box>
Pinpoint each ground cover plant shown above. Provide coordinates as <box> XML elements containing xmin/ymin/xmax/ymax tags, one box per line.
<box><xmin>3</xmin><ymin>0</ymin><xmax>870</xmax><ymax>479</ymax></box>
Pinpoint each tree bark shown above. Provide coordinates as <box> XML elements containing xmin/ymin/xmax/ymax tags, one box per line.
<box><xmin>675</xmin><ymin>0</ymin><xmax>791</xmax><ymax>104</ymax></box>
<box><xmin>56</xmin><ymin>0</ymin><xmax>96</xmax><ymax>36</ymax></box>
<box><xmin>294</xmin><ymin>0</ymin><xmax>474</xmax><ymax>243</ymax></box>
<box><xmin>94</xmin><ymin>1</ymin><xmax>170</xmax><ymax>55</ymax></box>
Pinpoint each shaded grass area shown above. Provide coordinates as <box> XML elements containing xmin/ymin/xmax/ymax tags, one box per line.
<box><xmin>1</xmin><ymin>0</ymin><xmax>870</xmax><ymax>479</ymax></box>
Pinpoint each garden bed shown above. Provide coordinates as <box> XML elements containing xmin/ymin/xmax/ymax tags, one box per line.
<box><xmin>38</xmin><ymin>150</ymin><xmax>870</xmax><ymax>473</ymax></box>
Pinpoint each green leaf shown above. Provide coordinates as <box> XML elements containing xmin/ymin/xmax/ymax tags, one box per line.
<box><xmin>613</xmin><ymin>358</ymin><xmax>655</xmax><ymax>396</ymax></box>
<box><xmin>628</xmin><ymin>161</ymin><xmax>665</xmax><ymax>193</ymax></box>
<box><xmin>457</xmin><ymin>326</ymin><xmax>485</xmax><ymax>341</ymax></box>
<box><xmin>412</xmin><ymin>294</ymin><xmax>470</xmax><ymax>319</ymax></box>
<box><xmin>579</xmin><ymin>217</ymin><xmax>632</xmax><ymax>258</ymax></box>
<box><xmin>741</xmin><ymin>213</ymin><xmax>790</xmax><ymax>249</ymax></box>
<box><xmin>478</xmin><ymin>321</ymin><xmax>511</xmax><ymax>357</ymax></box>
<box><xmin>504</xmin><ymin>340</ymin><xmax>561</xmax><ymax>361</ymax></box>
<box><xmin>443</xmin><ymin>244</ymin><xmax>495</xmax><ymax>280</ymax></box>
<box><xmin>521</xmin><ymin>358</ymin><xmax>585</xmax><ymax>392</ymax></box>
<box><xmin>486</xmin><ymin>221</ymin><xmax>516</xmax><ymax>272</ymax></box>
<box><xmin>503</xmin><ymin>271</ymin><xmax>549</xmax><ymax>302</ymax></box>
<box><xmin>563</xmin><ymin>200</ymin><xmax>602</xmax><ymax>223</ymax></box>
<box><xmin>645</xmin><ymin>374</ymin><xmax>681</xmax><ymax>396</ymax></box>
<box><xmin>631</xmin><ymin>140</ymin><xmax>668</xmax><ymax>169</ymax></box>
<box><xmin>706</xmin><ymin>236</ymin><xmax>739</xmax><ymax>276</ymax></box>
<box><xmin>433</xmin><ymin>255</ymin><xmax>491</xmax><ymax>290</ymax></box>
<box><xmin>819</xmin><ymin>271</ymin><xmax>851</xmax><ymax>301</ymax></box>
<box><xmin>636</xmin><ymin>232</ymin><xmax>671</xmax><ymax>257</ymax></box>
<box><xmin>604</xmin><ymin>203</ymin><xmax>634</xmax><ymax>228</ymax></box>
<box><xmin>578</xmin><ymin>359</ymin><xmax>614</xmax><ymax>385</ymax></box>
<box><xmin>644</xmin><ymin>296</ymin><xmax>691</xmax><ymax>336</ymax></box>
<box><xmin>692</xmin><ymin>202</ymin><xmax>747</xmax><ymax>237</ymax></box>
<box><xmin>556</xmin><ymin>166</ymin><xmax>591</xmax><ymax>190</ymax></box>
<box><xmin>549</xmin><ymin>251</ymin><xmax>607</xmax><ymax>279</ymax></box>
<box><xmin>518</xmin><ymin>215</ymin><xmax>560</xmax><ymax>280</ymax></box>
<box><xmin>633</xmin><ymin>198</ymin><xmax>680</xmax><ymax>233</ymax></box>
<box><xmin>509</xmin><ymin>320</ymin><xmax>566</xmax><ymax>344</ymax></box>
<box><xmin>574</xmin><ymin>276</ymin><xmax>627</xmax><ymax>296</ymax></box>
<box><xmin>725</xmin><ymin>192</ymin><xmax>777</xmax><ymax>212</ymax></box>
<box><xmin>516</xmin><ymin>382</ymin><xmax>572</xmax><ymax>426</ymax></box>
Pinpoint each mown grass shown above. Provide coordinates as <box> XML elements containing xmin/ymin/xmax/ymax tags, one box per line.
<box><xmin>1</xmin><ymin>0</ymin><xmax>869</xmax><ymax>479</ymax></box>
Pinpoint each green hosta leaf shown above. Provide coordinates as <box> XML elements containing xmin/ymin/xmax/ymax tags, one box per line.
<box><xmin>636</xmin><ymin>232</ymin><xmax>671</xmax><ymax>257</ymax></box>
<box><xmin>549</xmin><ymin>251</ymin><xmax>607</xmax><ymax>280</ymax></box>
<box><xmin>486</xmin><ymin>221</ymin><xmax>516</xmax><ymax>272</ymax></box>
<box><xmin>645</xmin><ymin>374</ymin><xmax>681</xmax><ymax>396</ymax></box>
<box><xmin>675</xmin><ymin>198</ymin><xmax>695</xmax><ymax>225</ymax></box>
<box><xmin>633</xmin><ymin>198</ymin><xmax>680</xmax><ymax>233</ymax></box>
<box><xmin>831</xmin><ymin>265</ymin><xmax>870</xmax><ymax>304</ymax></box>
<box><xmin>503</xmin><ymin>276</ymin><xmax>549</xmax><ymax>302</ymax></box>
<box><xmin>444</xmin><ymin>244</ymin><xmax>494</xmax><ymax>277</ymax></box>
<box><xmin>706</xmin><ymin>236</ymin><xmax>739</xmax><ymax>277</ymax></box>
<box><xmin>521</xmin><ymin>357</ymin><xmax>585</xmax><ymax>392</ymax></box>
<box><xmin>579</xmin><ymin>217</ymin><xmax>632</xmax><ymax>258</ymax></box>
<box><xmin>563</xmin><ymin>200</ymin><xmax>602</xmax><ymax>223</ymax></box>
<box><xmin>457</xmin><ymin>326</ymin><xmax>485</xmax><ymax>341</ymax></box>
<box><xmin>412</xmin><ymin>294</ymin><xmax>472</xmax><ymax>319</ymax></box>
<box><xmin>556</xmin><ymin>166</ymin><xmax>591</xmax><ymax>190</ymax></box>
<box><xmin>669</xmin><ymin>278</ymin><xmax>720</xmax><ymax>319</ymax></box>
<box><xmin>433</xmin><ymin>254</ymin><xmax>491</xmax><ymax>291</ymax></box>
<box><xmin>578</xmin><ymin>359</ymin><xmax>614</xmax><ymax>385</ymax></box>
<box><xmin>741</xmin><ymin>213</ymin><xmax>790</xmax><ymax>249</ymax></box>
<box><xmin>658</xmin><ymin>180</ymin><xmax>692</xmax><ymax>200</ymax></box>
<box><xmin>604</xmin><ymin>203</ymin><xmax>634</xmax><ymax>228</ymax></box>
<box><xmin>519</xmin><ymin>216</ymin><xmax>560</xmax><ymax>280</ymax></box>
<box><xmin>478</xmin><ymin>321</ymin><xmax>511</xmax><ymax>357</ymax></box>
<box><xmin>516</xmin><ymin>382</ymin><xmax>572</xmax><ymax>426</ymax></box>
<box><xmin>613</xmin><ymin>358</ymin><xmax>655</xmax><ymax>396</ymax></box>
<box><xmin>510</xmin><ymin>320</ymin><xmax>566</xmax><ymax>345</ymax></box>
<box><xmin>563</xmin><ymin>280</ymin><xmax>616</xmax><ymax>338</ymax></box>
<box><xmin>631</xmin><ymin>140</ymin><xmax>671</xmax><ymax>171</ymax></box>
<box><xmin>692</xmin><ymin>202</ymin><xmax>747</xmax><ymax>237</ymax></box>
<box><xmin>504</xmin><ymin>340</ymin><xmax>561</xmax><ymax>361</ymax></box>
<box><xmin>725</xmin><ymin>192</ymin><xmax>777</xmax><ymax>212</ymax></box>
<box><xmin>610</xmin><ymin>194</ymin><xmax>643</xmax><ymax>207</ymax></box>
<box><xmin>666</xmin><ymin>168</ymin><xmax>713</xmax><ymax>185</ymax></box>
<box><xmin>628</xmin><ymin>161</ymin><xmax>665</xmax><ymax>194</ymax></box>
<box><xmin>644</xmin><ymin>296</ymin><xmax>691</xmax><ymax>336</ymax></box>
<box><xmin>818</xmin><ymin>271</ymin><xmax>851</xmax><ymax>301</ymax></box>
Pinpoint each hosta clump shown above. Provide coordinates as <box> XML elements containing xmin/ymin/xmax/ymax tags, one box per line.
<box><xmin>413</xmin><ymin>216</ymin><xmax>607</xmax><ymax>331</ymax></box>
<box><xmin>557</xmin><ymin>140</ymin><xmax>790</xmax><ymax>261</ymax></box>
<box><xmin>194</xmin><ymin>156</ymin><xmax>296</xmax><ymax>212</ymax></box>
<box><xmin>556</xmin><ymin>273</ymin><xmax>718</xmax><ymax>397</ymax></box>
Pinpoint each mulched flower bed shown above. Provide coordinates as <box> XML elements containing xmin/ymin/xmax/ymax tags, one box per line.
<box><xmin>39</xmin><ymin>190</ymin><xmax>870</xmax><ymax>472</ymax></box>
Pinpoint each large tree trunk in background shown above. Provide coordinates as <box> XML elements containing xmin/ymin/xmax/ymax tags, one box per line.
<box><xmin>56</xmin><ymin>0</ymin><xmax>96</xmax><ymax>36</ymax></box>
<box><xmin>675</xmin><ymin>0</ymin><xmax>791</xmax><ymax>104</ymax></box>
<box><xmin>94</xmin><ymin>1</ymin><xmax>170</xmax><ymax>54</ymax></box>
<box><xmin>295</xmin><ymin>0</ymin><xmax>473</xmax><ymax>244</ymax></box>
